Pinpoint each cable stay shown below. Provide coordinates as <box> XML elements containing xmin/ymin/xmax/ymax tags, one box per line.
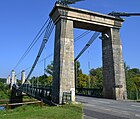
<box><xmin>108</xmin><ymin>12</ymin><xmax>140</xmax><ymax>17</ymax></box>
<box><xmin>26</xmin><ymin>18</ymin><xmax>54</xmax><ymax>80</ymax></box>
<box><xmin>15</xmin><ymin>30</ymin><xmax>91</xmax><ymax>77</ymax></box>
<box><xmin>13</xmin><ymin>18</ymin><xmax>50</xmax><ymax>70</ymax></box>
<box><xmin>74</xmin><ymin>32</ymin><xmax>100</xmax><ymax>61</ymax></box>
<box><xmin>56</xmin><ymin>0</ymin><xmax>85</xmax><ymax>5</ymax></box>
<box><xmin>74</xmin><ymin>30</ymin><xmax>91</xmax><ymax>42</ymax></box>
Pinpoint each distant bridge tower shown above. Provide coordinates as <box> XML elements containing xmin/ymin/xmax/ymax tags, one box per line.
<box><xmin>10</xmin><ymin>70</ymin><xmax>15</xmax><ymax>90</ymax></box>
<box><xmin>21</xmin><ymin>70</ymin><xmax>25</xmax><ymax>84</ymax></box>
<box><xmin>15</xmin><ymin>75</ymin><xmax>17</xmax><ymax>84</ymax></box>
<box><xmin>50</xmin><ymin>4</ymin><xmax>127</xmax><ymax>104</ymax></box>
<box><xmin>6</xmin><ymin>75</ymin><xmax>11</xmax><ymax>85</ymax></box>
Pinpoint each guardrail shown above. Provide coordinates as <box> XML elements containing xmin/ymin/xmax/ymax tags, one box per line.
<box><xmin>0</xmin><ymin>100</ymin><xmax>43</xmax><ymax>110</ymax></box>
<box><xmin>20</xmin><ymin>84</ymin><xmax>52</xmax><ymax>100</ymax></box>
<box><xmin>76</xmin><ymin>87</ymin><xmax>103</xmax><ymax>98</ymax></box>
<box><xmin>18</xmin><ymin>84</ymin><xmax>56</xmax><ymax>105</ymax></box>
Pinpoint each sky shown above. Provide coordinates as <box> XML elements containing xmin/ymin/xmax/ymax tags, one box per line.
<box><xmin>0</xmin><ymin>0</ymin><xmax>140</xmax><ymax>79</ymax></box>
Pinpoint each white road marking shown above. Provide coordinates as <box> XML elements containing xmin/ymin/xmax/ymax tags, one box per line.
<box><xmin>90</xmin><ymin>100</ymin><xmax>111</xmax><ymax>104</ymax></box>
<box><xmin>83</xmin><ymin>114</ymin><xmax>98</xmax><ymax>119</ymax></box>
<box><xmin>121</xmin><ymin>111</ymin><xmax>130</xmax><ymax>115</ymax></box>
<box><xmin>84</xmin><ymin>103</ymin><xmax>96</xmax><ymax>107</ymax></box>
<box><xmin>135</xmin><ymin>114</ymin><xmax>140</xmax><ymax>117</ymax></box>
<box><xmin>104</xmin><ymin>108</ymin><xmax>111</xmax><ymax>111</ymax></box>
<box><xmin>131</xmin><ymin>105</ymin><xmax>140</xmax><ymax>108</ymax></box>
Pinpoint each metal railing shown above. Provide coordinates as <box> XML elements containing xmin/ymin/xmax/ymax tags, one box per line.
<box><xmin>127</xmin><ymin>90</ymin><xmax>140</xmax><ymax>100</ymax></box>
<box><xmin>76</xmin><ymin>87</ymin><xmax>103</xmax><ymax>98</ymax></box>
<box><xmin>19</xmin><ymin>84</ymin><xmax>54</xmax><ymax>105</ymax></box>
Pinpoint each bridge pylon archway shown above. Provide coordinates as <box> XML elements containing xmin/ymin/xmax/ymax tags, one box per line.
<box><xmin>50</xmin><ymin>4</ymin><xmax>127</xmax><ymax>104</ymax></box>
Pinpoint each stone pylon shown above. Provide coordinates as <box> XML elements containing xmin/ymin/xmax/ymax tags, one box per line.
<box><xmin>15</xmin><ymin>75</ymin><xmax>17</xmax><ymax>85</ymax></box>
<box><xmin>102</xmin><ymin>29</ymin><xmax>127</xmax><ymax>100</ymax></box>
<box><xmin>50</xmin><ymin>8</ymin><xmax>75</xmax><ymax>104</ymax></box>
<box><xmin>10</xmin><ymin>70</ymin><xmax>15</xmax><ymax>90</ymax></box>
<box><xmin>6</xmin><ymin>75</ymin><xmax>10</xmax><ymax>85</ymax></box>
<box><xmin>52</xmin><ymin>19</ymin><xmax>75</xmax><ymax>104</ymax></box>
<box><xmin>21</xmin><ymin>70</ymin><xmax>25</xmax><ymax>84</ymax></box>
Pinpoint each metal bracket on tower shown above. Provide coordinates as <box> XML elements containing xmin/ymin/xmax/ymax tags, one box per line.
<box><xmin>56</xmin><ymin>0</ymin><xmax>85</xmax><ymax>6</ymax></box>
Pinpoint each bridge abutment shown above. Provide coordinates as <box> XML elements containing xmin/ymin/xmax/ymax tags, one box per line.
<box><xmin>10</xmin><ymin>87</ymin><xmax>23</xmax><ymax>108</ymax></box>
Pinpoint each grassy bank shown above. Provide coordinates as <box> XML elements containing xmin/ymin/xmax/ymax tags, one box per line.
<box><xmin>0</xmin><ymin>104</ymin><xmax>83</xmax><ymax>119</ymax></box>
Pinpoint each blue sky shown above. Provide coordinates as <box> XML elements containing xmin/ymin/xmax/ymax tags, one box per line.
<box><xmin>0</xmin><ymin>0</ymin><xmax>140</xmax><ymax>79</ymax></box>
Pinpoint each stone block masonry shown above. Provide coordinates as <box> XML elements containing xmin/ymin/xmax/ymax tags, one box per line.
<box><xmin>52</xmin><ymin>18</ymin><xmax>75</xmax><ymax>104</ymax></box>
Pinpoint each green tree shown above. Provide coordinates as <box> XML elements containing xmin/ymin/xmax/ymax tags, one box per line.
<box><xmin>30</xmin><ymin>61</ymin><xmax>54</xmax><ymax>86</ymax></box>
<box><xmin>0</xmin><ymin>82</ymin><xmax>10</xmax><ymax>99</ymax></box>
<box><xmin>89</xmin><ymin>67</ymin><xmax>103</xmax><ymax>89</ymax></box>
<box><xmin>77</xmin><ymin>74</ymin><xmax>88</xmax><ymax>88</ymax></box>
<box><xmin>75</xmin><ymin>61</ymin><xmax>82</xmax><ymax>76</ymax></box>
<box><xmin>125</xmin><ymin>66</ymin><xmax>140</xmax><ymax>99</ymax></box>
<box><xmin>45</xmin><ymin>61</ymin><xmax>53</xmax><ymax>76</ymax></box>
<box><xmin>75</xmin><ymin>61</ymin><xmax>83</xmax><ymax>88</ymax></box>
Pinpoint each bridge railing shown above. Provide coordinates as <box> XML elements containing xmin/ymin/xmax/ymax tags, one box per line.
<box><xmin>76</xmin><ymin>87</ymin><xmax>103</xmax><ymax>98</ymax></box>
<box><xmin>19</xmin><ymin>84</ymin><xmax>52</xmax><ymax>102</ymax></box>
<box><xmin>20</xmin><ymin>85</ymin><xmax>103</xmax><ymax>99</ymax></box>
<box><xmin>127</xmin><ymin>90</ymin><xmax>140</xmax><ymax>100</ymax></box>
<box><xmin>18</xmin><ymin>84</ymin><xmax>104</xmax><ymax>104</ymax></box>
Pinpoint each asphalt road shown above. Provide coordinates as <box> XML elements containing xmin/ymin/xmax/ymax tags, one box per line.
<box><xmin>76</xmin><ymin>96</ymin><xmax>140</xmax><ymax>119</ymax></box>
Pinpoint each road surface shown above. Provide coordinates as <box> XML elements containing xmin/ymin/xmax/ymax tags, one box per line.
<box><xmin>76</xmin><ymin>96</ymin><xmax>140</xmax><ymax>119</ymax></box>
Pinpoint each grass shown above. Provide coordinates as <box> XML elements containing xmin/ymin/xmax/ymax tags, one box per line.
<box><xmin>0</xmin><ymin>104</ymin><xmax>83</xmax><ymax>119</ymax></box>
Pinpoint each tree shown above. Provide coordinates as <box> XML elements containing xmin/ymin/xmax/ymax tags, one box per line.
<box><xmin>45</xmin><ymin>61</ymin><xmax>53</xmax><ymax>76</ymax></box>
<box><xmin>133</xmin><ymin>76</ymin><xmax>140</xmax><ymax>92</ymax></box>
<box><xmin>0</xmin><ymin>82</ymin><xmax>10</xmax><ymax>99</ymax></box>
<box><xmin>125</xmin><ymin>66</ymin><xmax>140</xmax><ymax>99</ymax></box>
<box><xmin>0</xmin><ymin>78</ymin><xmax>6</xmax><ymax>83</ymax></box>
<box><xmin>30</xmin><ymin>74</ymin><xmax>52</xmax><ymax>87</ymax></box>
<box><xmin>30</xmin><ymin>61</ymin><xmax>54</xmax><ymax>87</ymax></box>
<box><xmin>89</xmin><ymin>67</ymin><xmax>103</xmax><ymax>89</ymax></box>
<box><xmin>75</xmin><ymin>61</ymin><xmax>83</xmax><ymax>88</ymax></box>
<box><xmin>77</xmin><ymin>74</ymin><xmax>88</xmax><ymax>88</ymax></box>
<box><xmin>75</xmin><ymin>61</ymin><xmax>82</xmax><ymax>77</ymax></box>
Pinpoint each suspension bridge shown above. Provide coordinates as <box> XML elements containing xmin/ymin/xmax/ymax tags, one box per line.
<box><xmin>5</xmin><ymin>0</ymin><xmax>140</xmax><ymax>106</ymax></box>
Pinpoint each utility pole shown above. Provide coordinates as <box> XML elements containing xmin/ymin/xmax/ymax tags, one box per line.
<box><xmin>88</xmin><ymin>50</ymin><xmax>91</xmax><ymax>89</ymax></box>
<box><xmin>75</xmin><ymin>61</ymin><xmax>78</xmax><ymax>88</ymax></box>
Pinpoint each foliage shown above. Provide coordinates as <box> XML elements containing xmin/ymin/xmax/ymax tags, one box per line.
<box><xmin>30</xmin><ymin>75</ymin><xmax>52</xmax><ymax>86</ymax></box>
<box><xmin>89</xmin><ymin>67</ymin><xmax>103</xmax><ymax>89</ymax></box>
<box><xmin>75</xmin><ymin>61</ymin><xmax>82</xmax><ymax>77</ymax></box>
<box><xmin>0</xmin><ymin>78</ymin><xmax>6</xmax><ymax>83</ymax></box>
<box><xmin>0</xmin><ymin>82</ymin><xmax>10</xmax><ymax>99</ymax></box>
<box><xmin>29</xmin><ymin>61</ymin><xmax>140</xmax><ymax>100</ymax></box>
<box><xmin>45</xmin><ymin>61</ymin><xmax>53</xmax><ymax>76</ymax></box>
<box><xmin>0</xmin><ymin>104</ymin><xmax>83</xmax><ymax>119</ymax></box>
<box><xmin>125</xmin><ymin>64</ymin><xmax>140</xmax><ymax>99</ymax></box>
<box><xmin>75</xmin><ymin>64</ymin><xmax>103</xmax><ymax>90</ymax></box>
<box><xmin>77</xmin><ymin>74</ymin><xmax>89</xmax><ymax>88</ymax></box>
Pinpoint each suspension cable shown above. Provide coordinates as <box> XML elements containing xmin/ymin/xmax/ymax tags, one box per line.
<box><xmin>16</xmin><ymin>29</ymin><xmax>90</xmax><ymax>77</ymax></box>
<box><xmin>74</xmin><ymin>30</ymin><xmax>91</xmax><ymax>42</ymax></box>
<box><xmin>13</xmin><ymin>18</ymin><xmax>50</xmax><ymax>70</ymax></box>
<box><xmin>26</xmin><ymin>19</ymin><xmax>54</xmax><ymax>80</ymax></box>
<box><xmin>15</xmin><ymin>53</ymin><xmax>53</xmax><ymax>77</ymax></box>
<box><xmin>75</xmin><ymin>32</ymin><xmax>100</xmax><ymax>61</ymax></box>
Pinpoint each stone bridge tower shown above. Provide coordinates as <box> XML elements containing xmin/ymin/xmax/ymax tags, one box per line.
<box><xmin>50</xmin><ymin>4</ymin><xmax>127</xmax><ymax>104</ymax></box>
